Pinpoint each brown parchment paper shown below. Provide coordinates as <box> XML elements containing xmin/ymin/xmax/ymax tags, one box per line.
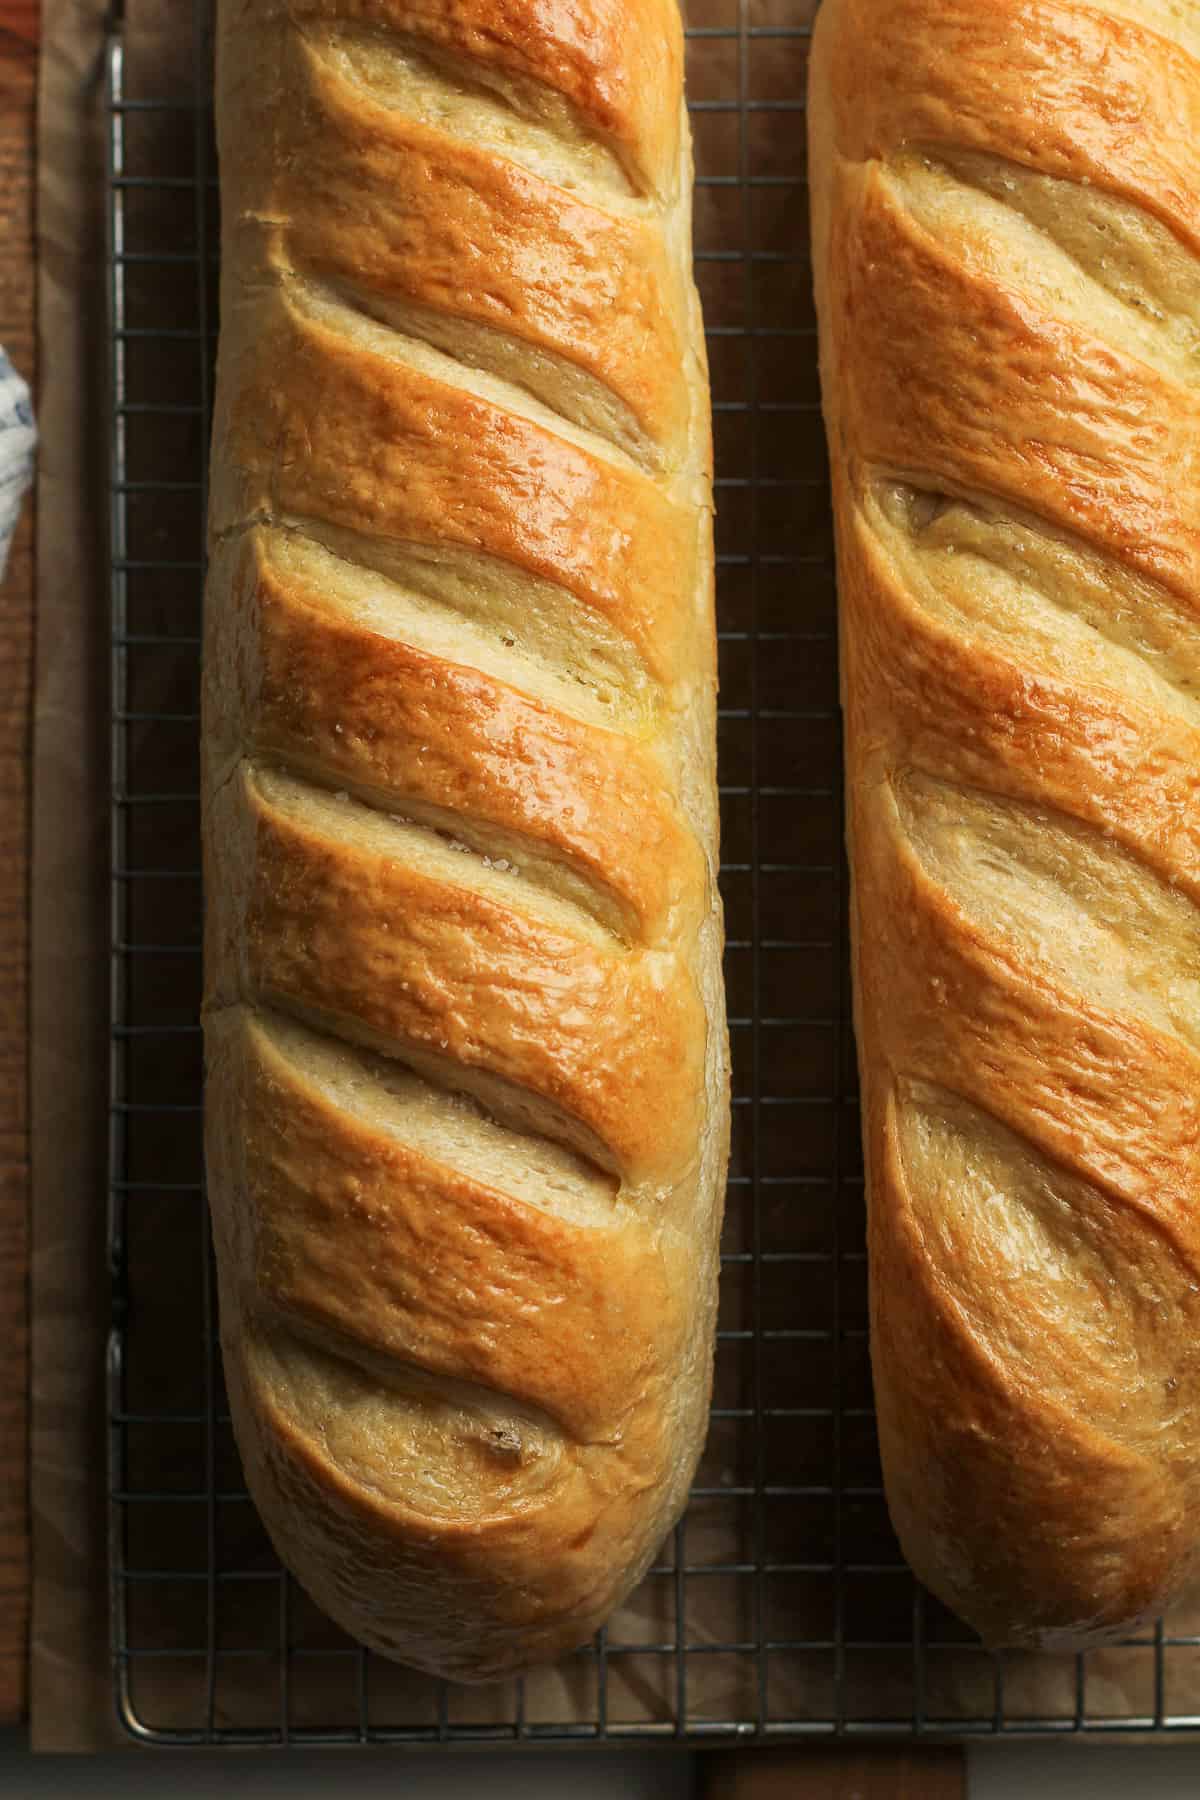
<box><xmin>29</xmin><ymin>0</ymin><xmax>1200</xmax><ymax>1753</ymax></box>
<box><xmin>30</xmin><ymin>0</ymin><xmax>119</xmax><ymax>1752</ymax></box>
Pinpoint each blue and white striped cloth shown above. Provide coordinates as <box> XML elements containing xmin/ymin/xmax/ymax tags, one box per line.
<box><xmin>0</xmin><ymin>345</ymin><xmax>36</xmax><ymax>581</ymax></box>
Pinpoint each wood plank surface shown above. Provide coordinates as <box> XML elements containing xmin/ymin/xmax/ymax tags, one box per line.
<box><xmin>0</xmin><ymin>0</ymin><xmax>39</xmax><ymax>1730</ymax></box>
<box><xmin>702</xmin><ymin>1745</ymin><xmax>967</xmax><ymax>1800</ymax></box>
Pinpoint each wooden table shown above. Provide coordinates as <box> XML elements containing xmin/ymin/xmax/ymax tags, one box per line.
<box><xmin>0</xmin><ymin>0</ymin><xmax>38</xmax><ymax>1732</ymax></box>
<box><xmin>0</xmin><ymin>6</ymin><xmax>964</xmax><ymax>1784</ymax></box>
<box><xmin>701</xmin><ymin>1747</ymin><xmax>966</xmax><ymax>1799</ymax></box>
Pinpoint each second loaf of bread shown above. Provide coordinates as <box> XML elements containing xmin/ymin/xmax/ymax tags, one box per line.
<box><xmin>811</xmin><ymin>0</ymin><xmax>1200</xmax><ymax>1649</ymax></box>
<box><xmin>202</xmin><ymin>0</ymin><xmax>727</xmax><ymax>1680</ymax></box>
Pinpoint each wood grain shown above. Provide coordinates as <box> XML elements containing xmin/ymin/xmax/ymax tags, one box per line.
<box><xmin>0</xmin><ymin>0</ymin><xmax>38</xmax><ymax>1730</ymax></box>
<box><xmin>701</xmin><ymin>1746</ymin><xmax>966</xmax><ymax>1800</ymax></box>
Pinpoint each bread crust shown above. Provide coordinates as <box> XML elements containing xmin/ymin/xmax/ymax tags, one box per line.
<box><xmin>810</xmin><ymin>0</ymin><xmax>1200</xmax><ymax>1649</ymax></box>
<box><xmin>204</xmin><ymin>0</ymin><xmax>726</xmax><ymax>1680</ymax></box>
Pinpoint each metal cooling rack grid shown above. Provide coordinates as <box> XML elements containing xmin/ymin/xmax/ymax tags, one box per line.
<box><xmin>104</xmin><ymin>0</ymin><xmax>1200</xmax><ymax>1745</ymax></box>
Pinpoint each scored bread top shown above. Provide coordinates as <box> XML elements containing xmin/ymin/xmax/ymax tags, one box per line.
<box><xmin>811</xmin><ymin>0</ymin><xmax>1200</xmax><ymax>1650</ymax></box>
<box><xmin>203</xmin><ymin>0</ymin><xmax>726</xmax><ymax>1680</ymax></box>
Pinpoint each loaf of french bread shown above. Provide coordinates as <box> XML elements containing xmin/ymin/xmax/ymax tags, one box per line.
<box><xmin>202</xmin><ymin>0</ymin><xmax>727</xmax><ymax>1680</ymax></box>
<box><xmin>811</xmin><ymin>0</ymin><xmax>1200</xmax><ymax>1649</ymax></box>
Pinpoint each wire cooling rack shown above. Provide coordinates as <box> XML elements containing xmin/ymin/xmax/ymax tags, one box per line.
<box><xmin>105</xmin><ymin>0</ymin><xmax>1200</xmax><ymax>1747</ymax></box>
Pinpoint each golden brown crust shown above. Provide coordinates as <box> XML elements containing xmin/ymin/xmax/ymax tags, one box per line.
<box><xmin>843</xmin><ymin>526</ymin><xmax>1200</xmax><ymax>910</ymax></box>
<box><xmin>205</xmin><ymin>0</ymin><xmax>725</xmax><ymax>1680</ymax></box>
<box><xmin>221</xmin><ymin>35</ymin><xmax>691</xmax><ymax>457</ymax></box>
<box><xmin>830</xmin><ymin>168</ymin><xmax>1200</xmax><ymax>602</ymax></box>
<box><xmin>207</xmin><ymin>763</ymin><xmax>707</xmax><ymax>1182</ymax></box>
<box><xmin>219</xmin><ymin>1009</ymin><xmax>688</xmax><ymax>1441</ymax></box>
<box><xmin>210</xmin><ymin>286</ymin><xmax>697</xmax><ymax>684</ymax></box>
<box><xmin>209</xmin><ymin>530</ymin><xmax>706</xmax><ymax>941</ymax></box>
<box><xmin>811</xmin><ymin>0</ymin><xmax>1200</xmax><ymax>1647</ymax></box>
<box><xmin>869</xmin><ymin>1087</ymin><xmax>1196</xmax><ymax>1652</ymax></box>
<box><xmin>827</xmin><ymin>0</ymin><xmax>1200</xmax><ymax>252</ymax></box>
<box><xmin>237</xmin><ymin>0</ymin><xmax>684</xmax><ymax>194</ymax></box>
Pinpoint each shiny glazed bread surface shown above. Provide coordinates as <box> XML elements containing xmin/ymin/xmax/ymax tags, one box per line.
<box><xmin>203</xmin><ymin>0</ymin><xmax>726</xmax><ymax>1680</ymax></box>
